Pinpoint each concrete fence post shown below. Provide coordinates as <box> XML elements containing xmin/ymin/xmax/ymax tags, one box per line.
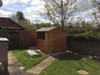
<box><xmin>0</xmin><ymin>38</ymin><xmax>9</xmax><ymax>72</ymax></box>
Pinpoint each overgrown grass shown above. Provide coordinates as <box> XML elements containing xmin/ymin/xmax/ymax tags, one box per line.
<box><xmin>40</xmin><ymin>53</ymin><xmax>100</xmax><ymax>75</ymax></box>
<box><xmin>12</xmin><ymin>50</ymin><xmax>48</xmax><ymax>71</ymax></box>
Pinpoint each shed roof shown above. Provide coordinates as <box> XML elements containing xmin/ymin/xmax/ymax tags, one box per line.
<box><xmin>36</xmin><ymin>27</ymin><xmax>56</xmax><ymax>32</ymax></box>
<box><xmin>36</xmin><ymin>27</ymin><xmax>66</xmax><ymax>32</ymax></box>
<box><xmin>0</xmin><ymin>17</ymin><xmax>25</xmax><ymax>30</ymax></box>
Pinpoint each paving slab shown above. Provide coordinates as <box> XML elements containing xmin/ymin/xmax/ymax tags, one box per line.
<box><xmin>26</xmin><ymin>56</ymin><xmax>55</xmax><ymax>75</ymax></box>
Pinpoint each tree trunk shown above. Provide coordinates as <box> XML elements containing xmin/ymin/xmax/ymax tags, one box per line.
<box><xmin>61</xmin><ymin>20</ymin><xmax>64</xmax><ymax>28</ymax></box>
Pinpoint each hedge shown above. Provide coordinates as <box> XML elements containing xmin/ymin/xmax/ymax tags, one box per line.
<box><xmin>68</xmin><ymin>31</ymin><xmax>100</xmax><ymax>39</ymax></box>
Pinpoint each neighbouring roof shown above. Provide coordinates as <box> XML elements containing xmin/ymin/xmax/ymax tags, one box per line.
<box><xmin>0</xmin><ymin>17</ymin><xmax>25</xmax><ymax>30</ymax></box>
<box><xmin>36</xmin><ymin>27</ymin><xmax>56</xmax><ymax>32</ymax></box>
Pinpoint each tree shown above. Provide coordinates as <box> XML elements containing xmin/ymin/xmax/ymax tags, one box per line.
<box><xmin>16</xmin><ymin>11</ymin><xmax>25</xmax><ymax>22</ymax></box>
<box><xmin>43</xmin><ymin>0</ymin><xmax>77</xmax><ymax>28</ymax></box>
<box><xmin>33</xmin><ymin>23</ymin><xmax>53</xmax><ymax>30</ymax></box>
<box><xmin>9</xmin><ymin>11</ymin><xmax>25</xmax><ymax>23</ymax></box>
<box><xmin>9</xmin><ymin>11</ymin><xmax>33</xmax><ymax>30</ymax></box>
<box><xmin>19</xmin><ymin>19</ymin><xmax>34</xmax><ymax>30</ymax></box>
<box><xmin>9</xmin><ymin>13</ymin><xmax>17</xmax><ymax>22</ymax></box>
<box><xmin>91</xmin><ymin>0</ymin><xmax>100</xmax><ymax>26</ymax></box>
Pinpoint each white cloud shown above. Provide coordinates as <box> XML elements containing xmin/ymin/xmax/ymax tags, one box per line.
<box><xmin>30</xmin><ymin>0</ymin><xmax>44</xmax><ymax>6</ymax></box>
<box><xmin>0</xmin><ymin>10</ymin><xmax>12</xmax><ymax>16</ymax></box>
<box><xmin>26</xmin><ymin>15</ymin><xmax>50</xmax><ymax>23</ymax></box>
<box><xmin>25</xmin><ymin>0</ymin><xmax>48</xmax><ymax>23</ymax></box>
<box><xmin>74</xmin><ymin>6</ymin><xmax>100</xmax><ymax>22</ymax></box>
<box><xmin>26</xmin><ymin>6</ymin><xmax>44</xmax><ymax>15</ymax></box>
<box><xmin>76</xmin><ymin>0</ymin><xmax>95</xmax><ymax>12</ymax></box>
<box><xmin>3</xmin><ymin>0</ymin><xmax>31</xmax><ymax>5</ymax></box>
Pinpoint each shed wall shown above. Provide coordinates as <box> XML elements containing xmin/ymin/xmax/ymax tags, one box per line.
<box><xmin>36</xmin><ymin>32</ymin><xmax>48</xmax><ymax>52</ymax></box>
<box><xmin>47</xmin><ymin>28</ymin><xmax>67</xmax><ymax>53</ymax></box>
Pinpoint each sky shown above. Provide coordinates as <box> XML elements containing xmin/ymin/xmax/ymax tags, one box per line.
<box><xmin>0</xmin><ymin>0</ymin><xmax>98</xmax><ymax>23</ymax></box>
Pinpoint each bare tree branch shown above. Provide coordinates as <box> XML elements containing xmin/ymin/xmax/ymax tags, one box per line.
<box><xmin>43</xmin><ymin>0</ymin><xmax>77</xmax><ymax>28</ymax></box>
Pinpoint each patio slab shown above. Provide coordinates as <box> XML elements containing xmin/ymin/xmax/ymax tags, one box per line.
<box><xmin>26</xmin><ymin>56</ymin><xmax>55</xmax><ymax>75</ymax></box>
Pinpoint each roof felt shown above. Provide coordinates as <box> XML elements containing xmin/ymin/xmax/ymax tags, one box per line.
<box><xmin>36</xmin><ymin>27</ymin><xmax>56</xmax><ymax>32</ymax></box>
<box><xmin>0</xmin><ymin>17</ymin><xmax>25</xmax><ymax>30</ymax></box>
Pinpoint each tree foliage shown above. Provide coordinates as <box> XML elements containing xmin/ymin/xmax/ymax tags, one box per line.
<box><xmin>9</xmin><ymin>11</ymin><xmax>25</xmax><ymax>22</ymax></box>
<box><xmin>33</xmin><ymin>23</ymin><xmax>53</xmax><ymax>30</ymax></box>
<box><xmin>66</xmin><ymin>21</ymin><xmax>95</xmax><ymax>34</ymax></box>
<box><xmin>9</xmin><ymin>13</ymin><xmax>17</xmax><ymax>22</ymax></box>
<box><xmin>16</xmin><ymin>11</ymin><xmax>25</xmax><ymax>22</ymax></box>
<box><xmin>90</xmin><ymin>0</ymin><xmax>100</xmax><ymax>26</ymax></box>
<box><xmin>9</xmin><ymin>11</ymin><xmax>32</xmax><ymax>30</ymax></box>
<box><xmin>9</xmin><ymin>11</ymin><xmax>54</xmax><ymax>30</ymax></box>
<box><xmin>43</xmin><ymin>0</ymin><xmax>77</xmax><ymax>28</ymax></box>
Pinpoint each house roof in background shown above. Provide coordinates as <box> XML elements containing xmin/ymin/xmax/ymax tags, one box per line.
<box><xmin>0</xmin><ymin>17</ymin><xmax>25</xmax><ymax>30</ymax></box>
<box><xmin>36</xmin><ymin>27</ymin><xmax>56</xmax><ymax>32</ymax></box>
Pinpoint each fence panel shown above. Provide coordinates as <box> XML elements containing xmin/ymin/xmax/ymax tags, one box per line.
<box><xmin>9</xmin><ymin>31</ymin><xmax>19</xmax><ymax>48</ymax></box>
<box><xmin>0</xmin><ymin>29</ymin><xmax>19</xmax><ymax>48</ymax></box>
<box><xmin>19</xmin><ymin>31</ymin><xmax>37</xmax><ymax>48</ymax></box>
<box><xmin>67</xmin><ymin>37</ymin><xmax>100</xmax><ymax>56</ymax></box>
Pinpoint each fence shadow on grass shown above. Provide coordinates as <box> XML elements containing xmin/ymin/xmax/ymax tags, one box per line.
<box><xmin>58</xmin><ymin>53</ymin><xmax>83</xmax><ymax>61</ymax></box>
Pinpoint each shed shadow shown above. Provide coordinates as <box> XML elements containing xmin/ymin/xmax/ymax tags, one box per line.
<box><xmin>56</xmin><ymin>53</ymin><xmax>83</xmax><ymax>61</ymax></box>
<box><xmin>49</xmin><ymin>52</ymin><xmax>83</xmax><ymax>61</ymax></box>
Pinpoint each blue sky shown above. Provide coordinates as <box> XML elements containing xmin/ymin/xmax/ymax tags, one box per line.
<box><xmin>0</xmin><ymin>0</ymin><xmax>97</xmax><ymax>23</ymax></box>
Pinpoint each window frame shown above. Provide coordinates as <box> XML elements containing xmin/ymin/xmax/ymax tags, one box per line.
<box><xmin>37</xmin><ymin>32</ymin><xmax>45</xmax><ymax>40</ymax></box>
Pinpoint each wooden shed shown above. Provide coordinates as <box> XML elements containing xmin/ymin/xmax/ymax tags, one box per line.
<box><xmin>36</xmin><ymin>27</ymin><xmax>67</xmax><ymax>53</ymax></box>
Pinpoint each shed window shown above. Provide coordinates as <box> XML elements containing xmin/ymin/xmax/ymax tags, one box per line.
<box><xmin>37</xmin><ymin>32</ymin><xmax>45</xmax><ymax>40</ymax></box>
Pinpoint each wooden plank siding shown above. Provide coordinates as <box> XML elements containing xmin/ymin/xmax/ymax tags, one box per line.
<box><xmin>47</xmin><ymin>27</ymin><xmax>67</xmax><ymax>53</ymax></box>
<box><xmin>19</xmin><ymin>31</ymin><xmax>37</xmax><ymax>48</ymax></box>
<box><xmin>8</xmin><ymin>30</ymin><xmax>19</xmax><ymax>48</ymax></box>
<box><xmin>0</xmin><ymin>29</ymin><xmax>19</xmax><ymax>48</ymax></box>
<box><xmin>36</xmin><ymin>27</ymin><xmax>67</xmax><ymax>53</ymax></box>
<box><xmin>36</xmin><ymin>32</ymin><xmax>48</xmax><ymax>52</ymax></box>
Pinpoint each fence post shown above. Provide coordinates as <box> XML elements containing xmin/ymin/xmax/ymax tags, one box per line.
<box><xmin>0</xmin><ymin>38</ymin><xmax>9</xmax><ymax>72</ymax></box>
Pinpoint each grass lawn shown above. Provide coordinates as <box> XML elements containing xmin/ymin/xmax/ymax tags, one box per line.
<box><xmin>12</xmin><ymin>50</ymin><xmax>48</xmax><ymax>71</ymax></box>
<box><xmin>40</xmin><ymin>53</ymin><xmax>100</xmax><ymax>75</ymax></box>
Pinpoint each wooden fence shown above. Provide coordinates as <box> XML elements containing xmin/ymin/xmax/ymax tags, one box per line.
<box><xmin>9</xmin><ymin>30</ymin><xmax>19</xmax><ymax>48</ymax></box>
<box><xmin>0</xmin><ymin>29</ymin><xmax>19</xmax><ymax>48</ymax></box>
<box><xmin>67</xmin><ymin>37</ymin><xmax>100</xmax><ymax>56</ymax></box>
<box><xmin>19</xmin><ymin>31</ymin><xmax>37</xmax><ymax>48</ymax></box>
<box><xmin>0</xmin><ymin>30</ymin><xmax>37</xmax><ymax>49</ymax></box>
